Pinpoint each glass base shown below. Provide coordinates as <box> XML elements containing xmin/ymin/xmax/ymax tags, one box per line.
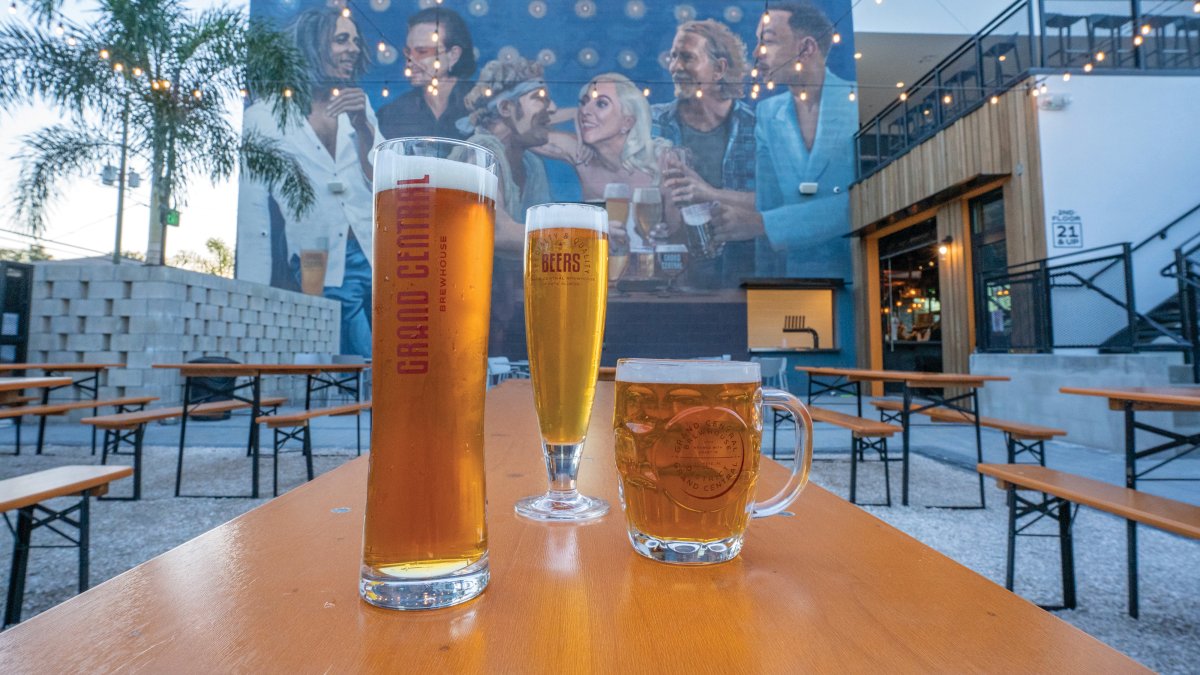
<box><xmin>627</xmin><ymin>529</ymin><xmax>744</xmax><ymax>565</ymax></box>
<box><xmin>514</xmin><ymin>491</ymin><xmax>610</xmax><ymax>522</ymax></box>
<box><xmin>359</xmin><ymin>555</ymin><xmax>489</xmax><ymax>610</ymax></box>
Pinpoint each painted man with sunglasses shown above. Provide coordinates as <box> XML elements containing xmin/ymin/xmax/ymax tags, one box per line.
<box><xmin>377</xmin><ymin>7</ymin><xmax>477</xmax><ymax>140</ymax></box>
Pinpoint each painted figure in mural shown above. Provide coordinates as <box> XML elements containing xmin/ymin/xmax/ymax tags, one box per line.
<box><xmin>651</xmin><ymin>19</ymin><xmax>759</xmax><ymax>288</ymax></box>
<box><xmin>236</xmin><ymin>8</ymin><xmax>381</xmax><ymax>357</ymax></box>
<box><xmin>376</xmin><ymin>7</ymin><xmax>476</xmax><ymax>140</ymax></box>
<box><xmin>718</xmin><ymin>1</ymin><xmax>856</xmax><ymax>278</ymax></box>
<box><xmin>458</xmin><ymin>56</ymin><xmax>557</xmax><ymax>352</ymax></box>
<box><xmin>534</xmin><ymin>73</ymin><xmax>663</xmax><ymax>202</ymax></box>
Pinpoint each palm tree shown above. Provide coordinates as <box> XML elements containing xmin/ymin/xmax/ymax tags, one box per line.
<box><xmin>0</xmin><ymin>0</ymin><xmax>316</xmax><ymax>265</ymax></box>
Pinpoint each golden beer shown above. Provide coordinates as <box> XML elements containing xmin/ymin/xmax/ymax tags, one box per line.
<box><xmin>525</xmin><ymin>226</ymin><xmax>608</xmax><ymax>443</ymax></box>
<box><xmin>362</xmin><ymin>140</ymin><xmax>497</xmax><ymax>609</ymax></box>
<box><xmin>613</xmin><ymin>379</ymin><xmax>762</xmax><ymax>542</ymax></box>
<box><xmin>612</xmin><ymin>359</ymin><xmax>814</xmax><ymax>564</ymax></box>
<box><xmin>515</xmin><ymin>203</ymin><xmax>611</xmax><ymax>522</ymax></box>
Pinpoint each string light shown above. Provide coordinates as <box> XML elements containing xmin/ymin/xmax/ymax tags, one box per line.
<box><xmin>1084</xmin><ymin>62</ymin><xmax>1094</xmax><ymax>72</ymax></box>
<box><xmin>998</xmin><ymin>54</ymin><xmax>1007</xmax><ymax>62</ymax></box>
<box><xmin>404</xmin><ymin>63</ymin><xmax>412</xmax><ymax>78</ymax></box>
<box><xmin>766</xmin><ymin>80</ymin><xmax>775</xmax><ymax>90</ymax></box>
<box><xmin>538</xmin><ymin>88</ymin><xmax>546</xmax><ymax>97</ymax></box>
<box><xmin>331</xmin><ymin>87</ymin><xmax>340</xmax><ymax>97</ymax></box>
<box><xmin>283</xmin><ymin>87</ymin><xmax>293</xmax><ymax>98</ymax></box>
<box><xmin>854</xmin><ymin>52</ymin><xmax>862</xmax><ymax>60</ymax></box>
<box><xmin>433</xmin><ymin>58</ymin><xmax>441</xmax><ymax>70</ymax></box>
<box><xmin>798</xmin><ymin>89</ymin><xmax>806</xmax><ymax>100</ymax></box>
<box><xmin>431</xmin><ymin>30</ymin><xmax>439</xmax><ymax>43</ymax></box>
<box><xmin>990</xmin><ymin>95</ymin><xmax>999</xmax><ymax>104</ymax></box>
<box><xmin>240</xmin><ymin>87</ymin><xmax>248</xmax><ymax>98</ymax></box>
<box><xmin>750</xmin><ymin>67</ymin><xmax>759</xmax><ymax>78</ymax></box>
<box><xmin>430</xmin><ymin>87</ymin><xmax>439</xmax><ymax>96</ymax></box>
<box><xmin>381</xmin><ymin>86</ymin><xmax>390</xmax><ymax>97</ymax></box>
<box><xmin>113</xmin><ymin>63</ymin><xmax>124</xmax><ymax>73</ymax></box>
<box><xmin>131</xmin><ymin>67</ymin><xmax>142</xmax><ymax>77</ymax></box>
<box><xmin>99</xmin><ymin>49</ymin><xmax>110</xmax><ymax>60</ymax></box>
<box><xmin>642</xmin><ymin>87</ymin><xmax>650</xmax><ymax>97</ymax></box>
<box><xmin>942</xmin><ymin>94</ymin><xmax>951</xmax><ymax>104</ymax></box>
<box><xmin>761</xmin><ymin>11</ymin><xmax>770</xmax><ymax>24</ymax></box>
<box><xmin>794</xmin><ymin>61</ymin><xmax>802</xmax><ymax>71</ymax></box>
<box><xmin>1140</xmin><ymin>24</ymin><xmax>1151</xmax><ymax>35</ymax></box>
<box><xmin>896</xmin><ymin>81</ymin><xmax>904</xmax><ymax>88</ymax></box>
<box><xmin>848</xmin><ymin>89</ymin><xmax>855</xmax><ymax>101</ymax></box>
<box><xmin>485</xmin><ymin>87</ymin><xmax>493</xmax><ymax>96</ymax></box>
<box><xmin>340</xmin><ymin>7</ymin><xmax>350</xmax><ymax>18</ymax></box>
<box><xmin>899</xmin><ymin>92</ymin><xmax>908</xmax><ymax>101</ymax></box>
<box><xmin>752</xmin><ymin>83</ymin><xmax>760</xmax><ymax>93</ymax></box>
<box><xmin>151</xmin><ymin>80</ymin><xmax>160</xmax><ymax>90</ymax></box>
<box><xmin>590</xmin><ymin>82</ymin><xmax>598</xmax><ymax>99</ymax></box>
<box><xmin>1095</xmin><ymin>51</ymin><xmax>1106</xmax><ymax>62</ymax></box>
<box><xmin>759</xmin><ymin>45</ymin><xmax>767</xmax><ymax>55</ymax></box>
<box><xmin>1031</xmin><ymin>87</ymin><xmax>1039</xmax><ymax>97</ymax></box>
<box><xmin>832</xmin><ymin>33</ymin><xmax>841</xmax><ymax>44</ymax></box>
<box><xmin>750</xmin><ymin>90</ymin><xmax>758</xmax><ymax>99</ymax></box>
<box><xmin>1040</xmin><ymin>82</ymin><xmax>1048</xmax><ymax>94</ymax></box>
<box><xmin>1133</xmin><ymin>35</ymin><xmax>1143</xmax><ymax>46</ymax></box>
<box><xmin>377</xmin><ymin>42</ymin><xmax>386</xmax><ymax>52</ymax></box>
<box><xmin>694</xmin><ymin>89</ymin><xmax>703</xmax><ymax>98</ymax></box>
<box><xmin>1062</xmin><ymin>72</ymin><xmax>1071</xmax><ymax>81</ymax></box>
<box><xmin>161</xmin><ymin>80</ymin><xmax>170</xmax><ymax>90</ymax></box>
<box><xmin>431</xmin><ymin>77</ymin><xmax>439</xmax><ymax>87</ymax></box>
<box><xmin>66</xmin><ymin>36</ymin><xmax>76</xmax><ymax>46</ymax></box>
<box><xmin>7</xmin><ymin>2</ymin><xmax>15</xmax><ymax>15</ymax></box>
<box><xmin>54</xmin><ymin>23</ymin><xmax>64</xmax><ymax>36</ymax></box>
<box><xmin>192</xmin><ymin>89</ymin><xmax>201</xmax><ymax>99</ymax></box>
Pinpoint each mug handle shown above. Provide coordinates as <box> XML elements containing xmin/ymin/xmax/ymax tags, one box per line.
<box><xmin>752</xmin><ymin>387</ymin><xmax>814</xmax><ymax>517</ymax></box>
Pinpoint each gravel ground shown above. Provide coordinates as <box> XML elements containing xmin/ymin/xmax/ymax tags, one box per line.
<box><xmin>1</xmin><ymin>443</ymin><xmax>1196</xmax><ymax>672</ymax></box>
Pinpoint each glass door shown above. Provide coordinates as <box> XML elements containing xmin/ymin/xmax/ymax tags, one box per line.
<box><xmin>878</xmin><ymin>219</ymin><xmax>942</xmax><ymax>391</ymax></box>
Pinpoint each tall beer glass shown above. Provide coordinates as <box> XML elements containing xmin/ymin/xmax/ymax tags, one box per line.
<box><xmin>516</xmin><ymin>203</ymin><xmax>610</xmax><ymax>521</ymax></box>
<box><xmin>361</xmin><ymin>137</ymin><xmax>498</xmax><ymax>610</ymax></box>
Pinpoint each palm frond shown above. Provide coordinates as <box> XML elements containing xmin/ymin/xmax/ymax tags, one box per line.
<box><xmin>240</xmin><ymin>129</ymin><xmax>315</xmax><ymax>220</ymax></box>
<box><xmin>12</xmin><ymin>125</ymin><xmax>117</xmax><ymax>235</ymax></box>
<box><xmin>0</xmin><ymin>22</ymin><xmax>125</xmax><ymax>123</ymax></box>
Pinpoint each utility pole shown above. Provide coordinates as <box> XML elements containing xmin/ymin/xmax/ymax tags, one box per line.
<box><xmin>112</xmin><ymin>91</ymin><xmax>130</xmax><ymax>264</ymax></box>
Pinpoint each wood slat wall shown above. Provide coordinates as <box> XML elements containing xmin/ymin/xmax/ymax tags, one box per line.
<box><xmin>851</xmin><ymin>79</ymin><xmax>1047</xmax><ymax>372</ymax></box>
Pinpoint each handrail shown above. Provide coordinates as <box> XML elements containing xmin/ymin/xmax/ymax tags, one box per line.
<box><xmin>855</xmin><ymin>0</ymin><xmax>1031</xmax><ymax>140</ymax></box>
<box><xmin>980</xmin><ymin>243</ymin><xmax>1127</xmax><ymax>281</ymax></box>
<box><xmin>1136</xmin><ymin>201</ymin><xmax>1200</xmax><ymax>254</ymax></box>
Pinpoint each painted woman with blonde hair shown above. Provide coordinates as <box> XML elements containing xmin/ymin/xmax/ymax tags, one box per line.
<box><xmin>534</xmin><ymin>72</ymin><xmax>669</xmax><ymax>201</ymax></box>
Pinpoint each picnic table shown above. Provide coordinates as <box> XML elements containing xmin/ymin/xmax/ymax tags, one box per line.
<box><xmin>0</xmin><ymin>363</ymin><xmax>121</xmax><ymax>453</ymax></box>
<box><xmin>0</xmin><ymin>380</ymin><xmax>1143</xmax><ymax>671</ymax></box>
<box><xmin>1059</xmin><ymin>386</ymin><xmax>1200</xmax><ymax>616</ymax></box>
<box><xmin>797</xmin><ymin>367</ymin><xmax>1010</xmax><ymax>507</ymax></box>
<box><xmin>152</xmin><ymin>363</ymin><xmax>369</xmax><ymax>498</ymax></box>
<box><xmin>0</xmin><ymin>377</ymin><xmax>73</xmax><ymax>406</ymax></box>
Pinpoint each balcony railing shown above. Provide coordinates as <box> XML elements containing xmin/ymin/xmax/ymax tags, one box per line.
<box><xmin>855</xmin><ymin>0</ymin><xmax>1200</xmax><ymax>180</ymax></box>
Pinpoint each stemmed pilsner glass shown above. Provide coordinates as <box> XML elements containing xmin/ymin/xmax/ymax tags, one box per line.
<box><xmin>516</xmin><ymin>203</ymin><xmax>611</xmax><ymax>521</ymax></box>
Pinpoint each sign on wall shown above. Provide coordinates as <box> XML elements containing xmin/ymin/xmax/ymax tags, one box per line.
<box><xmin>1051</xmin><ymin>209</ymin><xmax>1084</xmax><ymax>248</ymax></box>
<box><xmin>236</xmin><ymin>0</ymin><xmax>859</xmax><ymax>358</ymax></box>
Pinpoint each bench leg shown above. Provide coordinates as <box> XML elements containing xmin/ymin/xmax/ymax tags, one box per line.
<box><xmin>1127</xmin><ymin>520</ymin><xmax>1138</xmax><ymax>619</ymax></box>
<box><xmin>849</xmin><ymin>437</ymin><xmax>859</xmax><ymax>504</ymax></box>
<box><xmin>4</xmin><ymin>506</ymin><xmax>34</xmax><ymax>627</ymax></box>
<box><xmin>304</xmin><ymin>424</ymin><xmax>315</xmax><ymax>482</ymax></box>
<box><xmin>78</xmin><ymin>495</ymin><xmax>90</xmax><ymax>593</ymax></box>
<box><xmin>881</xmin><ymin>438</ymin><xmax>892</xmax><ymax>508</ymax></box>
<box><xmin>99</xmin><ymin>426</ymin><xmax>145</xmax><ymax>502</ymax></box>
<box><xmin>1005</xmin><ymin>489</ymin><xmax>1017</xmax><ymax>591</ymax></box>
<box><xmin>273</xmin><ymin>427</ymin><xmax>282</xmax><ymax>499</ymax></box>
<box><xmin>13</xmin><ymin>416</ymin><xmax>20</xmax><ymax>456</ymax></box>
<box><xmin>1059</xmin><ymin>500</ymin><xmax>1076</xmax><ymax>610</ymax></box>
<box><xmin>1006</xmin><ymin>489</ymin><xmax>1077</xmax><ymax>611</ymax></box>
<box><xmin>36</xmin><ymin>413</ymin><xmax>48</xmax><ymax>455</ymax></box>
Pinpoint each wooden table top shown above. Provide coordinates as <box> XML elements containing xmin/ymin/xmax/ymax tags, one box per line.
<box><xmin>0</xmin><ymin>377</ymin><xmax>73</xmax><ymax>393</ymax></box>
<box><xmin>0</xmin><ymin>381</ymin><xmax>1141</xmax><ymax>672</ymax></box>
<box><xmin>0</xmin><ymin>363</ymin><xmax>120</xmax><ymax>372</ymax></box>
<box><xmin>0</xmin><ymin>466</ymin><xmax>134</xmax><ymax>512</ymax></box>
<box><xmin>1061</xmin><ymin>386</ymin><xmax>1200</xmax><ymax>411</ymax></box>
<box><xmin>797</xmin><ymin>366</ymin><xmax>1010</xmax><ymax>387</ymax></box>
<box><xmin>152</xmin><ymin>363</ymin><xmax>369</xmax><ymax>377</ymax></box>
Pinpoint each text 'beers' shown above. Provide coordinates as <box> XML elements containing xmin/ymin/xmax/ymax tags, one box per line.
<box><xmin>542</xmin><ymin>252</ymin><xmax>582</xmax><ymax>273</ymax></box>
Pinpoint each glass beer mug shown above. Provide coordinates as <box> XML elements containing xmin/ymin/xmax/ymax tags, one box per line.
<box><xmin>612</xmin><ymin>359</ymin><xmax>814</xmax><ymax>564</ymax></box>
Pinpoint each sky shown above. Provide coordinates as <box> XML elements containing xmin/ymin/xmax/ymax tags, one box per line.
<box><xmin>0</xmin><ymin>0</ymin><xmax>1012</xmax><ymax>262</ymax></box>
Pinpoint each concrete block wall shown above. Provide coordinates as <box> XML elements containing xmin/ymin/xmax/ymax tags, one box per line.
<box><xmin>27</xmin><ymin>261</ymin><xmax>340</xmax><ymax>414</ymax></box>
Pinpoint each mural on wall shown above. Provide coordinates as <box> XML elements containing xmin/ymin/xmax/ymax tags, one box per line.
<box><xmin>236</xmin><ymin>0</ymin><xmax>858</xmax><ymax>358</ymax></box>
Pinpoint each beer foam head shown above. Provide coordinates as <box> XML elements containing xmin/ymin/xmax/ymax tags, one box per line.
<box><xmin>525</xmin><ymin>203</ymin><xmax>608</xmax><ymax>233</ymax></box>
<box><xmin>375</xmin><ymin>141</ymin><xmax>498</xmax><ymax>201</ymax></box>
<box><xmin>616</xmin><ymin>358</ymin><xmax>760</xmax><ymax>385</ymax></box>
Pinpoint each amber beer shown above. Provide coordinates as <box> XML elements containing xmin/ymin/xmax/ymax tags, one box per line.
<box><xmin>514</xmin><ymin>203</ymin><xmax>611</xmax><ymax>522</ymax></box>
<box><xmin>361</xmin><ymin>139</ymin><xmax>497</xmax><ymax>610</ymax></box>
<box><xmin>612</xmin><ymin>359</ymin><xmax>814</xmax><ymax>564</ymax></box>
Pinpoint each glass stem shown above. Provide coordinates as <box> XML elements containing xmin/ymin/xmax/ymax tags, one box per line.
<box><xmin>542</xmin><ymin>441</ymin><xmax>585</xmax><ymax>495</ymax></box>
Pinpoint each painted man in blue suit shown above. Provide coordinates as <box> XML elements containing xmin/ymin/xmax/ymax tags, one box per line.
<box><xmin>712</xmin><ymin>2</ymin><xmax>857</xmax><ymax>278</ymax></box>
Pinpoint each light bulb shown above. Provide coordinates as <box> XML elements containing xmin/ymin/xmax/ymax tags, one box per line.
<box><xmin>590</xmin><ymin>86</ymin><xmax>598</xmax><ymax>99</ymax></box>
<box><xmin>431</xmin><ymin>31</ymin><xmax>439</xmax><ymax>43</ymax></box>
<box><xmin>404</xmin><ymin>66</ymin><xmax>412</xmax><ymax>77</ymax></box>
<box><xmin>331</xmin><ymin>87</ymin><xmax>340</xmax><ymax>97</ymax></box>
<box><xmin>283</xmin><ymin>87</ymin><xmax>293</xmax><ymax>98</ymax></box>
<box><xmin>99</xmin><ymin>49</ymin><xmax>110</xmax><ymax>59</ymax></box>
<box><xmin>433</xmin><ymin>58</ymin><xmax>441</xmax><ymax>70</ymax></box>
<box><xmin>899</xmin><ymin>92</ymin><xmax>908</xmax><ymax>101</ymax></box>
<box><xmin>896</xmin><ymin>81</ymin><xmax>904</xmax><ymax>88</ymax></box>
<box><xmin>998</xmin><ymin>54</ymin><xmax>1007</xmax><ymax>62</ymax></box>
<box><xmin>848</xmin><ymin>90</ymin><xmax>856</xmax><ymax>101</ymax></box>
<box><xmin>794</xmin><ymin>61</ymin><xmax>802</xmax><ymax>71</ymax></box>
<box><xmin>832</xmin><ymin>33</ymin><xmax>841</xmax><ymax>44</ymax></box>
<box><xmin>113</xmin><ymin>63</ymin><xmax>123</xmax><ymax>72</ymax></box>
<box><xmin>1133</xmin><ymin>35</ymin><xmax>1143</xmax><ymax>46</ymax></box>
<box><xmin>695</xmin><ymin>89</ymin><xmax>703</xmax><ymax>98</ymax></box>
<box><xmin>240</xmin><ymin>87</ymin><xmax>247</xmax><ymax>98</ymax></box>
<box><xmin>193</xmin><ymin>89</ymin><xmax>201</xmax><ymax>99</ymax></box>
<box><xmin>54</xmin><ymin>23</ymin><xmax>64</xmax><ymax>36</ymax></box>
<box><xmin>642</xmin><ymin>87</ymin><xmax>649</xmax><ymax>97</ymax></box>
<box><xmin>132</xmin><ymin>67</ymin><xmax>142</xmax><ymax>77</ymax></box>
<box><xmin>538</xmin><ymin>88</ymin><xmax>545</xmax><ymax>98</ymax></box>
<box><xmin>485</xmin><ymin>87</ymin><xmax>493</xmax><ymax>96</ymax></box>
<box><xmin>431</xmin><ymin>77</ymin><xmax>438</xmax><ymax>87</ymax></box>
<box><xmin>1031</xmin><ymin>87</ymin><xmax>1039</xmax><ymax>97</ymax></box>
<box><xmin>798</xmin><ymin>90</ymin><xmax>806</xmax><ymax>100</ymax></box>
<box><xmin>750</xmin><ymin>67</ymin><xmax>758</xmax><ymax>78</ymax></box>
<box><xmin>854</xmin><ymin>52</ymin><xmax>862</xmax><ymax>60</ymax></box>
<box><xmin>67</xmin><ymin>36</ymin><xmax>76</xmax><ymax>46</ymax></box>
<box><xmin>381</xmin><ymin>87</ymin><xmax>390</xmax><ymax>97</ymax></box>
<box><xmin>340</xmin><ymin>7</ymin><xmax>350</xmax><ymax>18</ymax></box>
<box><xmin>1062</xmin><ymin>72</ymin><xmax>1071</xmax><ymax>81</ymax></box>
<box><xmin>7</xmin><ymin>2</ymin><xmax>15</xmax><ymax>15</ymax></box>
<box><xmin>151</xmin><ymin>80</ymin><xmax>160</xmax><ymax>90</ymax></box>
<box><xmin>430</xmin><ymin>87</ymin><xmax>438</xmax><ymax>96</ymax></box>
<box><xmin>162</xmin><ymin>80</ymin><xmax>170</xmax><ymax>90</ymax></box>
<box><xmin>942</xmin><ymin>94</ymin><xmax>951</xmax><ymax>104</ymax></box>
<box><xmin>1096</xmin><ymin>51</ymin><xmax>1105</xmax><ymax>61</ymax></box>
<box><xmin>752</xmin><ymin>83</ymin><xmax>760</xmax><ymax>93</ymax></box>
<box><xmin>766</xmin><ymin>80</ymin><xmax>775</xmax><ymax>90</ymax></box>
<box><xmin>377</xmin><ymin>42</ymin><xmax>386</xmax><ymax>52</ymax></box>
<box><xmin>1141</xmin><ymin>24</ymin><xmax>1151</xmax><ymax>35</ymax></box>
<box><xmin>750</xmin><ymin>90</ymin><xmax>758</xmax><ymax>99</ymax></box>
<box><xmin>1040</xmin><ymin>83</ymin><xmax>1048</xmax><ymax>93</ymax></box>
<box><xmin>761</xmin><ymin>11</ymin><xmax>770</xmax><ymax>24</ymax></box>
<box><xmin>990</xmin><ymin>95</ymin><xmax>999</xmax><ymax>104</ymax></box>
<box><xmin>759</xmin><ymin>45</ymin><xmax>767</xmax><ymax>55</ymax></box>
<box><xmin>1084</xmin><ymin>62</ymin><xmax>1094</xmax><ymax>72</ymax></box>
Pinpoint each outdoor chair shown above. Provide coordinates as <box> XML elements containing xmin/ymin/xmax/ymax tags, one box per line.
<box><xmin>487</xmin><ymin>357</ymin><xmax>513</xmax><ymax>388</ymax></box>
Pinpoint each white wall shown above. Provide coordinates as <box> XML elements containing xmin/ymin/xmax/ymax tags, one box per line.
<box><xmin>1037</xmin><ymin>75</ymin><xmax>1200</xmax><ymax>316</ymax></box>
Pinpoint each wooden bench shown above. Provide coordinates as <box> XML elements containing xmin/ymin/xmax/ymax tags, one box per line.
<box><xmin>0</xmin><ymin>465</ymin><xmax>134</xmax><ymax>627</ymax></box>
<box><xmin>0</xmin><ymin>396</ymin><xmax>158</xmax><ymax>456</ymax></box>
<box><xmin>80</xmin><ymin>397</ymin><xmax>286</xmax><ymax>500</ymax></box>
<box><xmin>978</xmin><ymin>463</ymin><xmax>1200</xmax><ymax>617</ymax></box>
<box><xmin>873</xmin><ymin>399</ymin><xmax>1066</xmax><ymax>465</ymax></box>
<box><xmin>256</xmin><ymin>401</ymin><xmax>372</xmax><ymax>496</ymax></box>
<box><xmin>808</xmin><ymin>406</ymin><xmax>901</xmax><ymax>506</ymax></box>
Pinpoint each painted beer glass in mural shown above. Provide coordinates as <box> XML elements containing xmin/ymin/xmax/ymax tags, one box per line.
<box><xmin>237</xmin><ymin>0</ymin><xmax>857</xmax><ymax>359</ymax></box>
<box><xmin>236</xmin><ymin>8</ymin><xmax>380</xmax><ymax>358</ymax></box>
